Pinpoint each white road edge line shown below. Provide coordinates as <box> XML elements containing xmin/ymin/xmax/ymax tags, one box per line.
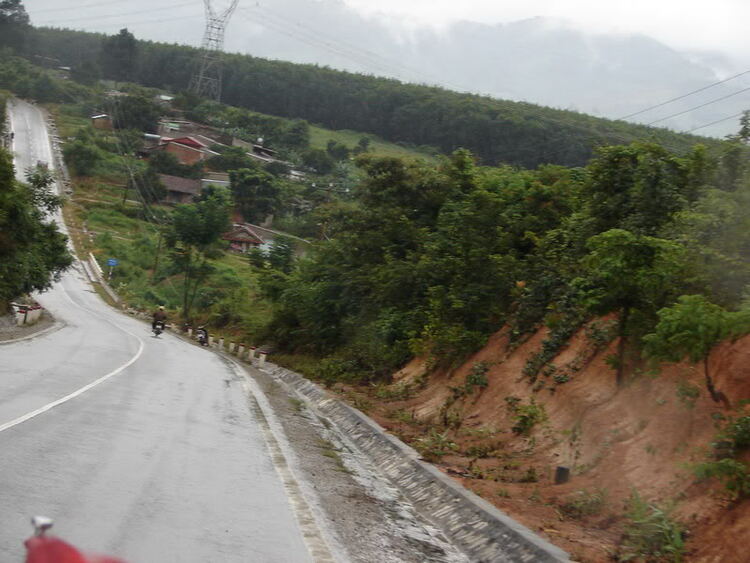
<box><xmin>227</xmin><ymin>358</ymin><xmax>341</xmax><ymax>563</ymax></box>
<box><xmin>0</xmin><ymin>279</ymin><xmax>145</xmax><ymax>435</ymax></box>
<box><xmin>0</xmin><ymin>100</ymin><xmax>147</xmax><ymax>435</ymax></box>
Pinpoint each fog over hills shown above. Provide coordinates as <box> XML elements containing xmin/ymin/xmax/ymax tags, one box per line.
<box><xmin>26</xmin><ymin>0</ymin><xmax>750</xmax><ymax>137</ymax></box>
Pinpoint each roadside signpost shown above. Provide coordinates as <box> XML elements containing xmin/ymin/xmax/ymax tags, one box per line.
<box><xmin>107</xmin><ymin>258</ymin><xmax>118</xmax><ymax>280</ymax></box>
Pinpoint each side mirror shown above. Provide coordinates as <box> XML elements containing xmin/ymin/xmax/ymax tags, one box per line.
<box><xmin>31</xmin><ymin>516</ymin><xmax>54</xmax><ymax>536</ymax></box>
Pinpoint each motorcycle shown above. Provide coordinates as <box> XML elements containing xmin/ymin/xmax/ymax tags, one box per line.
<box><xmin>24</xmin><ymin>516</ymin><xmax>125</xmax><ymax>563</ymax></box>
<box><xmin>152</xmin><ymin>320</ymin><xmax>166</xmax><ymax>337</ymax></box>
<box><xmin>196</xmin><ymin>327</ymin><xmax>209</xmax><ymax>346</ymax></box>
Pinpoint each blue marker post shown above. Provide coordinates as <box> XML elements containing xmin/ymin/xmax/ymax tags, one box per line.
<box><xmin>106</xmin><ymin>258</ymin><xmax>119</xmax><ymax>280</ymax></box>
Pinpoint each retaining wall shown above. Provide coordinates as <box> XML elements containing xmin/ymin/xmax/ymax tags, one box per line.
<box><xmin>263</xmin><ymin>364</ymin><xmax>571</xmax><ymax>563</ymax></box>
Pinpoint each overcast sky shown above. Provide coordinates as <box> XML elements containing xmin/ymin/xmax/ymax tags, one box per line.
<box><xmin>341</xmin><ymin>0</ymin><xmax>749</xmax><ymax>62</ymax></box>
<box><xmin>23</xmin><ymin>0</ymin><xmax>749</xmax><ymax>64</ymax></box>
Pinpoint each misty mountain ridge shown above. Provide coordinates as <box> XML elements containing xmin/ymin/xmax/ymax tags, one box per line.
<box><xmin>27</xmin><ymin>0</ymin><xmax>749</xmax><ymax>137</ymax></box>
<box><xmin>235</xmin><ymin>6</ymin><xmax>746</xmax><ymax>137</ymax></box>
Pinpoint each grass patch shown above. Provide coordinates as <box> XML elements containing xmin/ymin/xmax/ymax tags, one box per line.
<box><xmin>309</xmin><ymin>125</ymin><xmax>437</xmax><ymax>161</ymax></box>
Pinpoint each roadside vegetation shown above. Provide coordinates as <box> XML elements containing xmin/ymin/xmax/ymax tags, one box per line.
<box><xmin>5</xmin><ymin>4</ymin><xmax>750</xmax><ymax>559</ymax></box>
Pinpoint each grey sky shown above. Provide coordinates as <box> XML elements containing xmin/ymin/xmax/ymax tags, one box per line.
<box><xmin>342</xmin><ymin>0</ymin><xmax>749</xmax><ymax>64</ymax></box>
<box><xmin>24</xmin><ymin>0</ymin><xmax>749</xmax><ymax>64</ymax></box>
<box><xmin>20</xmin><ymin>0</ymin><xmax>750</xmax><ymax>136</ymax></box>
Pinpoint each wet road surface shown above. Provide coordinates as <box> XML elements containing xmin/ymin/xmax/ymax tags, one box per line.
<box><xmin>0</xmin><ymin>100</ymin><xmax>317</xmax><ymax>562</ymax></box>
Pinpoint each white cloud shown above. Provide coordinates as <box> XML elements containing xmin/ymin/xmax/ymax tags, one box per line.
<box><xmin>341</xmin><ymin>0</ymin><xmax>750</xmax><ymax>62</ymax></box>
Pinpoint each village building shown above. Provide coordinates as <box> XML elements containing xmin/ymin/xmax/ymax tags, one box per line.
<box><xmin>152</xmin><ymin>136</ymin><xmax>220</xmax><ymax>166</ymax></box>
<box><xmin>158</xmin><ymin>174</ymin><xmax>202</xmax><ymax>204</ymax></box>
<box><xmin>91</xmin><ymin>114</ymin><xmax>113</xmax><ymax>131</ymax></box>
<box><xmin>201</xmin><ymin>171</ymin><xmax>231</xmax><ymax>190</ymax></box>
<box><xmin>222</xmin><ymin>222</ymin><xmax>310</xmax><ymax>255</ymax></box>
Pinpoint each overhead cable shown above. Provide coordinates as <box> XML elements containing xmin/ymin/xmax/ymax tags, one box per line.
<box><xmin>688</xmin><ymin>111</ymin><xmax>745</xmax><ymax>133</ymax></box>
<box><xmin>618</xmin><ymin>69</ymin><xmax>750</xmax><ymax>120</ymax></box>
<box><xmin>35</xmin><ymin>1</ymin><xmax>196</xmax><ymax>26</ymax></box>
<box><xmin>646</xmin><ymin>86</ymin><xmax>750</xmax><ymax>125</ymax></box>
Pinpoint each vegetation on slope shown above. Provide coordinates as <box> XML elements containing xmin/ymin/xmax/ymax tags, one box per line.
<box><xmin>10</xmin><ymin>24</ymin><xmax>718</xmax><ymax>168</ymax></box>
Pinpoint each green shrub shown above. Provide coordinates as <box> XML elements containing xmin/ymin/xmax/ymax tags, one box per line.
<box><xmin>313</xmin><ymin>357</ymin><xmax>362</xmax><ymax>387</ymax></box>
<box><xmin>415</xmin><ymin>430</ymin><xmax>458</xmax><ymax>460</ymax></box>
<box><xmin>560</xmin><ymin>489</ymin><xmax>607</xmax><ymax>519</ymax></box>
<box><xmin>508</xmin><ymin>400</ymin><xmax>547</xmax><ymax>436</ymax></box>
<box><xmin>676</xmin><ymin>381</ymin><xmax>700</xmax><ymax>409</ymax></box>
<box><xmin>465</xmin><ymin>361</ymin><xmax>490</xmax><ymax>391</ymax></box>
<box><xmin>723</xmin><ymin>416</ymin><xmax>750</xmax><ymax>450</ymax></box>
<box><xmin>693</xmin><ymin>459</ymin><xmax>750</xmax><ymax>499</ymax></box>
<box><xmin>618</xmin><ymin>492</ymin><xmax>685</xmax><ymax>562</ymax></box>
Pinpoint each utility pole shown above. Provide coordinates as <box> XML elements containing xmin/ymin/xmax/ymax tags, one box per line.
<box><xmin>189</xmin><ymin>0</ymin><xmax>240</xmax><ymax>102</ymax></box>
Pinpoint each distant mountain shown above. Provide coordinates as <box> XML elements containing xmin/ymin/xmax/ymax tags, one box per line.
<box><xmin>27</xmin><ymin>0</ymin><xmax>748</xmax><ymax>137</ymax></box>
<box><xmin>233</xmin><ymin>5</ymin><xmax>747</xmax><ymax>137</ymax></box>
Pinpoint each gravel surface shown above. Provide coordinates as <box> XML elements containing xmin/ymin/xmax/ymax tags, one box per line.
<box><xmin>0</xmin><ymin>311</ymin><xmax>57</xmax><ymax>343</ymax></box>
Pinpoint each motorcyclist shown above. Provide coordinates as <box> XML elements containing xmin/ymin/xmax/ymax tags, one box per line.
<box><xmin>196</xmin><ymin>325</ymin><xmax>209</xmax><ymax>346</ymax></box>
<box><xmin>152</xmin><ymin>306</ymin><xmax>167</xmax><ymax>332</ymax></box>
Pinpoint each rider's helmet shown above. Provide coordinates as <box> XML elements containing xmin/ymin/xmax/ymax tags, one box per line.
<box><xmin>159</xmin><ymin>305</ymin><xmax>165</xmax><ymax>311</ymax></box>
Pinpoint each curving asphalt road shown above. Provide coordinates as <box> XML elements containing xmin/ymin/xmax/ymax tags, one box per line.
<box><xmin>0</xmin><ymin>100</ymin><xmax>321</xmax><ymax>562</ymax></box>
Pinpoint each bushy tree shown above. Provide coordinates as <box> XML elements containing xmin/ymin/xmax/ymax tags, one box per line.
<box><xmin>63</xmin><ymin>138</ymin><xmax>103</xmax><ymax>176</ymax></box>
<box><xmin>0</xmin><ymin>151</ymin><xmax>72</xmax><ymax>308</ymax></box>
<box><xmin>644</xmin><ymin>295</ymin><xmax>748</xmax><ymax>404</ymax></box>
<box><xmin>229</xmin><ymin>167</ymin><xmax>282</xmax><ymax>223</ymax></box>
<box><xmin>576</xmin><ymin>229</ymin><xmax>691</xmax><ymax>384</ymax></box>
<box><xmin>167</xmin><ymin>186</ymin><xmax>232</xmax><ymax>319</ymax></box>
<box><xmin>100</xmin><ymin>28</ymin><xmax>138</xmax><ymax>83</ymax></box>
<box><xmin>0</xmin><ymin>0</ymin><xmax>29</xmax><ymax>52</ymax></box>
<box><xmin>111</xmin><ymin>95</ymin><xmax>160</xmax><ymax>133</ymax></box>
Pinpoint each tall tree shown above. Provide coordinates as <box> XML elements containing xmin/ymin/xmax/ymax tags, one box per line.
<box><xmin>0</xmin><ymin>152</ymin><xmax>72</xmax><ymax>308</ymax></box>
<box><xmin>229</xmin><ymin>167</ymin><xmax>282</xmax><ymax>223</ymax></box>
<box><xmin>111</xmin><ymin>95</ymin><xmax>160</xmax><ymax>133</ymax></box>
<box><xmin>0</xmin><ymin>0</ymin><xmax>29</xmax><ymax>52</ymax></box>
<box><xmin>644</xmin><ymin>295</ymin><xmax>744</xmax><ymax>405</ymax></box>
<box><xmin>167</xmin><ymin>186</ymin><xmax>232</xmax><ymax>319</ymax></box>
<box><xmin>575</xmin><ymin>229</ymin><xmax>690</xmax><ymax>385</ymax></box>
<box><xmin>100</xmin><ymin>28</ymin><xmax>138</xmax><ymax>83</ymax></box>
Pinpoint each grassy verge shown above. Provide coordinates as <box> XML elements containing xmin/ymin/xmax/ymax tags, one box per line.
<box><xmin>49</xmin><ymin>106</ymin><xmax>276</xmax><ymax>346</ymax></box>
<box><xmin>309</xmin><ymin>125</ymin><xmax>437</xmax><ymax>161</ymax></box>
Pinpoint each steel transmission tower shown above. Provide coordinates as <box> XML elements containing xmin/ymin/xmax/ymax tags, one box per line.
<box><xmin>189</xmin><ymin>0</ymin><xmax>239</xmax><ymax>101</ymax></box>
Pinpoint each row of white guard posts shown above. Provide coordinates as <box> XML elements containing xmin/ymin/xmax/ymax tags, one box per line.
<box><xmin>185</xmin><ymin>327</ymin><xmax>268</xmax><ymax>367</ymax></box>
<box><xmin>11</xmin><ymin>303</ymin><xmax>44</xmax><ymax>326</ymax></box>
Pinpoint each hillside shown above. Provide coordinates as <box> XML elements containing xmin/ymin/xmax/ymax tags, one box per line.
<box><xmin>22</xmin><ymin>27</ymin><xmax>718</xmax><ymax>168</ymax></box>
<box><xmin>333</xmin><ymin>320</ymin><xmax>750</xmax><ymax>562</ymax></box>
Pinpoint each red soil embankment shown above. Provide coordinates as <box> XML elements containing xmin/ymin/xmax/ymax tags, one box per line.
<box><xmin>354</xmin><ymin>325</ymin><xmax>750</xmax><ymax>562</ymax></box>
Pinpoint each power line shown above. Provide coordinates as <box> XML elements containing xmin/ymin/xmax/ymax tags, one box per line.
<box><xmin>35</xmin><ymin>2</ymin><xmax>197</xmax><ymax>26</ymax></box>
<box><xmin>618</xmin><ymin>69</ymin><xmax>750</xmax><ymax>120</ymax></box>
<box><xmin>30</xmin><ymin>0</ymin><xmax>124</xmax><ymax>14</ymax></box>
<box><xmin>688</xmin><ymin>111</ymin><xmax>744</xmax><ymax>133</ymax></box>
<box><xmin>646</xmin><ymin>86</ymin><xmax>750</xmax><ymax>126</ymax></box>
<box><xmin>36</xmin><ymin>12</ymin><xmax>204</xmax><ymax>31</ymax></box>
<box><xmin>236</xmin><ymin>5</ymin><xmax>464</xmax><ymax>91</ymax></box>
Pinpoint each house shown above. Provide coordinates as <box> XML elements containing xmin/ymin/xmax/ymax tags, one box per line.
<box><xmin>91</xmin><ymin>114</ymin><xmax>113</xmax><ymax>131</ymax></box>
<box><xmin>158</xmin><ymin>174</ymin><xmax>202</xmax><ymax>204</ymax></box>
<box><xmin>156</xmin><ymin>136</ymin><xmax>220</xmax><ymax>166</ymax></box>
<box><xmin>157</xmin><ymin>120</ymin><xmax>233</xmax><ymax>145</ymax></box>
<box><xmin>222</xmin><ymin>222</ymin><xmax>310</xmax><ymax>255</ymax></box>
<box><xmin>222</xmin><ymin>224</ymin><xmax>266</xmax><ymax>253</ymax></box>
<box><xmin>201</xmin><ymin>172</ymin><xmax>230</xmax><ymax>191</ymax></box>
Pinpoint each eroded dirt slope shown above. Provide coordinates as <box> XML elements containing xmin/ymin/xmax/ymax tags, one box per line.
<box><xmin>340</xmin><ymin>324</ymin><xmax>750</xmax><ymax>562</ymax></box>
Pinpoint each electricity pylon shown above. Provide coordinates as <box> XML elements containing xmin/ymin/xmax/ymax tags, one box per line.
<box><xmin>189</xmin><ymin>0</ymin><xmax>239</xmax><ymax>101</ymax></box>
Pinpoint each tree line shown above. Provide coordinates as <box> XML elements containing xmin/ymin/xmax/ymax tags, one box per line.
<box><xmin>2</xmin><ymin>17</ymin><xmax>718</xmax><ymax>169</ymax></box>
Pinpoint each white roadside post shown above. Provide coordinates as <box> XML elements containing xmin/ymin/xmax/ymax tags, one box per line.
<box><xmin>258</xmin><ymin>352</ymin><xmax>267</xmax><ymax>368</ymax></box>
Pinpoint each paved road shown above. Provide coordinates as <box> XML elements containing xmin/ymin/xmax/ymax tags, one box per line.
<box><xmin>0</xmin><ymin>100</ymin><xmax>319</xmax><ymax>562</ymax></box>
